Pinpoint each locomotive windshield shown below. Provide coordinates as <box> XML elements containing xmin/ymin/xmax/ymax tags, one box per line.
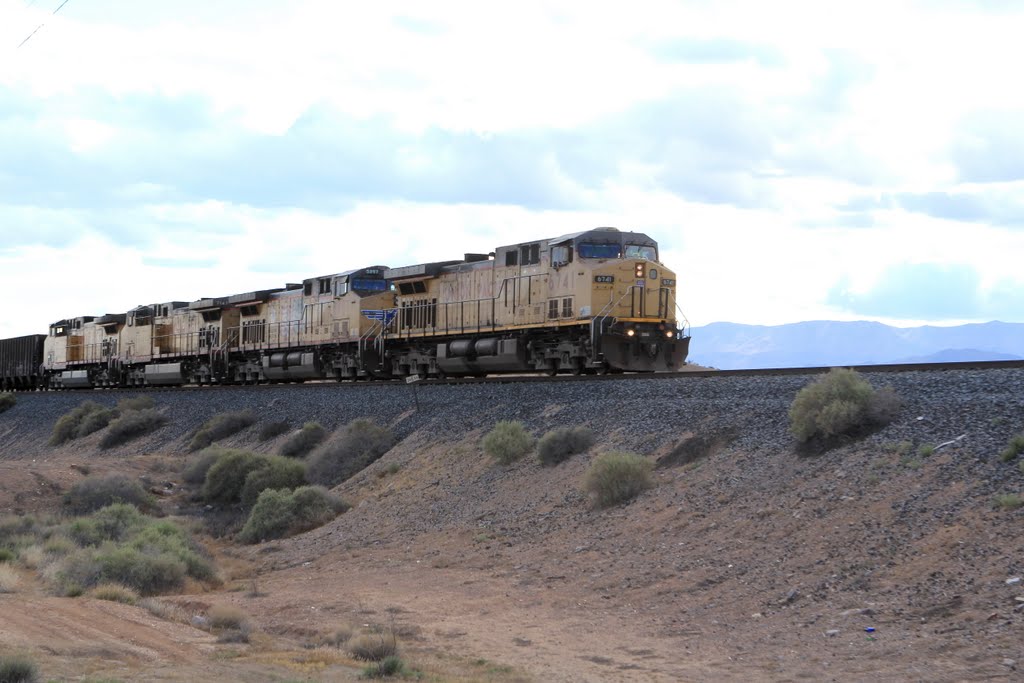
<box><xmin>578</xmin><ymin>243</ymin><xmax>622</xmax><ymax>259</ymax></box>
<box><xmin>351</xmin><ymin>278</ymin><xmax>388</xmax><ymax>292</ymax></box>
<box><xmin>624</xmin><ymin>244</ymin><xmax>657</xmax><ymax>260</ymax></box>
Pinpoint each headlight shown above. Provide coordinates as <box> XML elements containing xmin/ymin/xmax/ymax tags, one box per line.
<box><xmin>665</xmin><ymin>330</ymin><xmax>674</xmax><ymax>338</ymax></box>
<box><xmin>626</xmin><ymin>329</ymin><xmax>636</xmax><ymax>337</ymax></box>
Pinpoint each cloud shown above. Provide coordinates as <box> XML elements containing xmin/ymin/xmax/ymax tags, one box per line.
<box><xmin>952</xmin><ymin>110</ymin><xmax>1024</xmax><ymax>183</ymax></box>
<box><xmin>827</xmin><ymin>262</ymin><xmax>1024</xmax><ymax>320</ymax></box>
<box><xmin>837</xmin><ymin>189</ymin><xmax>1024</xmax><ymax>228</ymax></box>
<box><xmin>651</xmin><ymin>37</ymin><xmax>785</xmax><ymax>66</ymax></box>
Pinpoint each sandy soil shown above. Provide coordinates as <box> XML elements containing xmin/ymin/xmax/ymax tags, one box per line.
<box><xmin>2</xmin><ymin>405</ymin><xmax>1023</xmax><ymax>681</ymax></box>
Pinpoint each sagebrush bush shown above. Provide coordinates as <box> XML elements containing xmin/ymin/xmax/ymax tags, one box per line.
<box><xmin>995</xmin><ymin>494</ymin><xmax>1023</xmax><ymax>510</ymax></box>
<box><xmin>537</xmin><ymin>426</ymin><xmax>595</xmax><ymax>466</ymax></box>
<box><xmin>236</xmin><ymin>489</ymin><xmax>292</xmax><ymax>544</ymax></box>
<box><xmin>291</xmin><ymin>485</ymin><xmax>349</xmax><ymax>522</ymax></box>
<box><xmin>238</xmin><ymin>456</ymin><xmax>306</xmax><ymax>507</ymax></box>
<box><xmin>128</xmin><ymin>520</ymin><xmax>216</xmax><ymax>582</ymax></box>
<box><xmin>63</xmin><ymin>475</ymin><xmax>155</xmax><ymax>515</ymax></box>
<box><xmin>1000</xmin><ymin>434</ymin><xmax>1024</xmax><ymax>462</ymax></box>
<box><xmin>0</xmin><ymin>548</ymin><xmax>14</xmax><ymax>563</ymax></box>
<box><xmin>0</xmin><ymin>515</ymin><xmax>38</xmax><ymax>542</ymax></box>
<box><xmin>189</xmin><ymin>410</ymin><xmax>256</xmax><ymax>451</ymax></box>
<box><xmin>280</xmin><ymin>422</ymin><xmax>328</xmax><ymax>458</ymax></box>
<box><xmin>583</xmin><ymin>452</ymin><xmax>654</xmax><ymax>508</ymax></box>
<box><xmin>200</xmin><ymin>449</ymin><xmax>269</xmax><ymax>503</ymax></box>
<box><xmin>482</xmin><ymin>421</ymin><xmax>534</xmax><ymax>464</ymax></box>
<box><xmin>15</xmin><ymin>505</ymin><xmax>211</xmax><ymax>597</ymax></box>
<box><xmin>183</xmin><ymin>448</ymin><xmax>223</xmax><ymax>485</ymax></box>
<box><xmin>258</xmin><ymin>420</ymin><xmax>291</xmax><ymax>441</ymax></box>
<box><xmin>789</xmin><ymin>368</ymin><xmax>901</xmax><ymax>443</ymax></box>
<box><xmin>75</xmin><ymin>406</ymin><xmax>118</xmax><ymax>439</ymax></box>
<box><xmin>96</xmin><ymin>546</ymin><xmax>187</xmax><ymax>594</ymax></box>
<box><xmin>68</xmin><ymin>502</ymin><xmax>146</xmax><ymax>546</ymax></box>
<box><xmin>237</xmin><ymin>485</ymin><xmax>347</xmax><ymax>544</ymax></box>
<box><xmin>99</xmin><ymin>409</ymin><xmax>168</xmax><ymax>449</ymax></box>
<box><xmin>0</xmin><ymin>654</ymin><xmax>37</xmax><ymax>683</ymax></box>
<box><xmin>0</xmin><ymin>564</ymin><xmax>19</xmax><ymax>593</ymax></box>
<box><xmin>49</xmin><ymin>401</ymin><xmax>105</xmax><ymax>446</ymax></box>
<box><xmin>348</xmin><ymin>630</ymin><xmax>399</xmax><ymax>661</ymax></box>
<box><xmin>307</xmin><ymin>419</ymin><xmax>395</xmax><ymax>487</ymax></box>
<box><xmin>200</xmin><ymin>449</ymin><xmax>307</xmax><ymax>507</ymax></box>
<box><xmin>0</xmin><ymin>392</ymin><xmax>14</xmax><ymax>413</ymax></box>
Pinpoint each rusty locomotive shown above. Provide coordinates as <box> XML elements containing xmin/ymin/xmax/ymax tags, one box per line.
<box><xmin>0</xmin><ymin>228</ymin><xmax>690</xmax><ymax>391</ymax></box>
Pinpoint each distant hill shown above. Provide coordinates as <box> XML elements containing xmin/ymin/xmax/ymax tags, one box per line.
<box><xmin>687</xmin><ymin>320</ymin><xmax>1024</xmax><ymax>369</ymax></box>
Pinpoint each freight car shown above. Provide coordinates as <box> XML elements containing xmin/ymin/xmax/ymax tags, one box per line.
<box><xmin>0</xmin><ymin>335</ymin><xmax>45</xmax><ymax>391</ymax></box>
<box><xmin>0</xmin><ymin>228</ymin><xmax>690</xmax><ymax>389</ymax></box>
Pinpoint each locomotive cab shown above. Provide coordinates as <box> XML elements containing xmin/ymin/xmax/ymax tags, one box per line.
<box><xmin>547</xmin><ymin>228</ymin><xmax>689</xmax><ymax>372</ymax></box>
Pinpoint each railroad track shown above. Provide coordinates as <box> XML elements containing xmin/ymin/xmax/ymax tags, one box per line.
<box><xmin>26</xmin><ymin>358</ymin><xmax>1024</xmax><ymax>394</ymax></box>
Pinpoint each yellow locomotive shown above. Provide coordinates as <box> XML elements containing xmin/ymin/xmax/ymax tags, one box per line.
<box><xmin>27</xmin><ymin>227</ymin><xmax>689</xmax><ymax>388</ymax></box>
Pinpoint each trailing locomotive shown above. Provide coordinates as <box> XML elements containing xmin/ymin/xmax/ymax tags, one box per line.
<box><xmin>0</xmin><ymin>228</ymin><xmax>690</xmax><ymax>389</ymax></box>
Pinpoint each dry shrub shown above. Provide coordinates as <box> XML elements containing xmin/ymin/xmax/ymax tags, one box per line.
<box><xmin>50</xmin><ymin>401</ymin><xmax>106</xmax><ymax>446</ymax></box>
<box><xmin>189</xmin><ymin>410</ymin><xmax>257</xmax><ymax>451</ymax></box>
<box><xmin>139</xmin><ymin>597</ymin><xmax>189</xmax><ymax>623</ymax></box>
<box><xmin>258</xmin><ymin>420</ymin><xmax>291</xmax><ymax>441</ymax></box>
<box><xmin>237</xmin><ymin>486</ymin><xmax>347</xmax><ymax>544</ymax></box>
<box><xmin>207</xmin><ymin>604</ymin><xmax>253</xmax><ymax>643</ymax></box>
<box><xmin>100</xmin><ymin>409</ymin><xmax>168</xmax><ymax>449</ymax></box>
<box><xmin>307</xmin><ymin>419</ymin><xmax>395</xmax><ymax>487</ymax></box>
<box><xmin>0</xmin><ymin>515</ymin><xmax>38</xmax><ymax>542</ymax></box>
<box><xmin>995</xmin><ymin>494</ymin><xmax>1023</xmax><ymax>510</ymax></box>
<box><xmin>200</xmin><ymin>450</ymin><xmax>270</xmax><ymax>503</ymax></box>
<box><xmin>0</xmin><ymin>654</ymin><xmax>37</xmax><ymax>683</ymax></box>
<box><xmin>537</xmin><ymin>426</ymin><xmax>594</xmax><ymax>466</ymax></box>
<box><xmin>68</xmin><ymin>502</ymin><xmax>146</xmax><ymax>546</ymax></box>
<box><xmin>320</xmin><ymin>624</ymin><xmax>354</xmax><ymax>647</ymax></box>
<box><xmin>583</xmin><ymin>452</ymin><xmax>653</xmax><ymax>508</ymax></box>
<box><xmin>75</xmin><ymin>406</ymin><xmax>118</xmax><ymax>439</ymax></box>
<box><xmin>207</xmin><ymin>604</ymin><xmax>250</xmax><ymax>629</ymax></box>
<box><xmin>201</xmin><ymin>449</ymin><xmax>307</xmax><ymax>507</ymax></box>
<box><xmin>89</xmin><ymin>582</ymin><xmax>139</xmax><ymax>605</ymax></box>
<box><xmin>239</xmin><ymin>456</ymin><xmax>306</xmax><ymax>507</ymax></box>
<box><xmin>789</xmin><ymin>368</ymin><xmax>901</xmax><ymax>444</ymax></box>
<box><xmin>54</xmin><ymin>507</ymin><xmax>213</xmax><ymax>597</ymax></box>
<box><xmin>183</xmin><ymin>448</ymin><xmax>223</xmax><ymax>484</ymax></box>
<box><xmin>0</xmin><ymin>392</ymin><xmax>15</xmax><ymax>413</ymax></box>
<box><xmin>63</xmin><ymin>475</ymin><xmax>155</xmax><ymax>515</ymax></box>
<box><xmin>482</xmin><ymin>421</ymin><xmax>534</xmax><ymax>465</ymax></box>
<box><xmin>280</xmin><ymin>422</ymin><xmax>328</xmax><ymax>458</ymax></box>
<box><xmin>0</xmin><ymin>564</ymin><xmax>20</xmax><ymax>593</ymax></box>
<box><xmin>94</xmin><ymin>547</ymin><xmax>187</xmax><ymax>595</ymax></box>
<box><xmin>348</xmin><ymin>630</ymin><xmax>399</xmax><ymax>661</ymax></box>
<box><xmin>1000</xmin><ymin>434</ymin><xmax>1024</xmax><ymax>462</ymax></box>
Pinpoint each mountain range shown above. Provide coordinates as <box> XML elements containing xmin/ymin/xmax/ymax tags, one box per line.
<box><xmin>686</xmin><ymin>320</ymin><xmax>1024</xmax><ymax>370</ymax></box>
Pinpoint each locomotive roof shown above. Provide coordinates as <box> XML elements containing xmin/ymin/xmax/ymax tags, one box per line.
<box><xmin>547</xmin><ymin>228</ymin><xmax>657</xmax><ymax>246</ymax></box>
<box><xmin>305</xmin><ymin>265</ymin><xmax>390</xmax><ymax>283</ymax></box>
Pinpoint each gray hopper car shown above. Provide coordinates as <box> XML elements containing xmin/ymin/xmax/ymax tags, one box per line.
<box><xmin>0</xmin><ymin>334</ymin><xmax>45</xmax><ymax>391</ymax></box>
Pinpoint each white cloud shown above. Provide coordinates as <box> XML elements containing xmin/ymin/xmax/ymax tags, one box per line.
<box><xmin>1</xmin><ymin>0</ymin><xmax>1024</xmax><ymax>341</ymax></box>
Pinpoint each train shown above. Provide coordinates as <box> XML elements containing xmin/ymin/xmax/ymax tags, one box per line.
<box><xmin>0</xmin><ymin>228</ymin><xmax>690</xmax><ymax>391</ymax></box>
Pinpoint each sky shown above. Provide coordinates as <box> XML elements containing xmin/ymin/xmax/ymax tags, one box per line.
<box><xmin>1</xmin><ymin>0</ymin><xmax>1023</xmax><ymax>338</ymax></box>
